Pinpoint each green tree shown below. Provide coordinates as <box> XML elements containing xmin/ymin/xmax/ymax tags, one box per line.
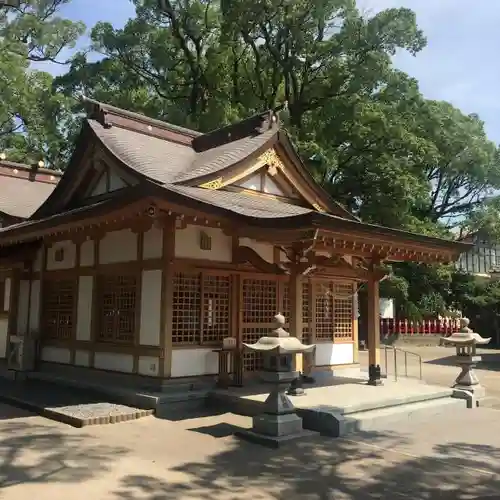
<box><xmin>52</xmin><ymin>0</ymin><xmax>500</xmax><ymax>318</ymax></box>
<box><xmin>0</xmin><ymin>0</ymin><xmax>85</xmax><ymax>168</ymax></box>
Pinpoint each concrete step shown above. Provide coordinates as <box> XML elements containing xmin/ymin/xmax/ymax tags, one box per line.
<box><xmin>155</xmin><ymin>393</ymin><xmax>208</xmax><ymax>419</ymax></box>
<box><xmin>299</xmin><ymin>396</ymin><xmax>465</xmax><ymax>437</ymax></box>
<box><xmin>27</xmin><ymin>370</ymin><xmax>213</xmax><ymax>414</ymax></box>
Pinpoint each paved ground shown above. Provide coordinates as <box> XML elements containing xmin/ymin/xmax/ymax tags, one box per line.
<box><xmin>361</xmin><ymin>345</ymin><xmax>500</xmax><ymax>409</ymax></box>
<box><xmin>1</xmin><ymin>400</ymin><xmax>500</xmax><ymax>499</ymax></box>
<box><xmin>0</xmin><ymin>347</ymin><xmax>500</xmax><ymax>498</ymax></box>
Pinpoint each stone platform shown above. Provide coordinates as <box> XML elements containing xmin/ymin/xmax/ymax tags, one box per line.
<box><xmin>0</xmin><ymin>361</ymin><xmax>213</xmax><ymax>420</ymax></box>
<box><xmin>208</xmin><ymin>374</ymin><xmax>465</xmax><ymax>437</ymax></box>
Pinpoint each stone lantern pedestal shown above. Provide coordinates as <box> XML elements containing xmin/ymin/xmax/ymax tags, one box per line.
<box><xmin>235</xmin><ymin>314</ymin><xmax>316</xmax><ymax>448</ymax></box>
<box><xmin>441</xmin><ymin>317</ymin><xmax>491</xmax><ymax>408</ymax></box>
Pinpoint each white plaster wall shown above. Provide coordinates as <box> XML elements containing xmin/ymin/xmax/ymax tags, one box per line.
<box><xmin>74</xmin><ymin>350</ymin><xmax>90</xmax><ymax>367</ymax></box>
<box><xmin>76</xmin><ymin>276</ymin><xmax>93</xmax><ymax>341</ymax></box>
<box><xmin>99</xmin><ymin>229</ymin><xmax>137</xmax><ymax>264</ymax></box>
<box><xmin>16</xmin><ymin>279</ymin><xmax>30</xmax><ymax>335</ymax></box>
<box><xmin>0</xmin><ymin>319</ymin><xmax>7</xmax><ymax>358</ymax></box>
<box><xmin>239</xmin><ymin>237</ymin><xmax>274</xmax><ymax>263</ymax></box>
<box><xmin>94</xmin><ymin>352</ymin><xmax>134</xmax><ymax>373</ymax></box>
<box><xmin>28</xmin><ymin>280</ymin><xmax>40</xmax><ymax>333</ymax></box>
<box><xmin>3</xmin><ymin>278</ymin><xmax>10</xmax><ymax>312</ymax></box>
<box><xmin>47</xmin><ymin>241</ymin><xmax>77</xmax><ymax>270</ymax></box>
<box><xmin>175</xmin><ymin>226</ymin><xmax>232</xmax><ymax>262</ymax></box>
<box><xmin>41</xmin><ymin>346</ymin><xmax>71</xmax><ymax>364</ymax></box>
<box><xmin>138</xmin><ymin>356</ymin><xmax>160</xmax><ymax>376</ymax></box>
<box><xmin>171</xmin><ymin>348</ymin><xmax>219</xmax><ymax>377</ymax></box>
<box><xmin>139</xmin><ymin>270</ymin><xmax>161</xmax><ymax>346</ymax></box>
<box><xmin>143</xmin><ymin>226</ymin><xmax>163</xmax><ymax>260</ymax></box>
<box><xmin>80</xmin><ymin>239</ymin><xmax>95</xmax><ymax>267</ymax></box>
<box><xmin>315</xmin><ymin>342</ymin><xmax>354</xmax><ymax>366</ymax></box>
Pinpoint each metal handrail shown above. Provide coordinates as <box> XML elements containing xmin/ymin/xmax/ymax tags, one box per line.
<box><xmin>381</xmin><ymin>345</ymin><xmax>423</xmax><ymax>381</ymax></box>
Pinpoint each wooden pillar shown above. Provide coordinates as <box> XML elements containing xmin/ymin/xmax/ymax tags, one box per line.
<box><xmin>367</xmin><ymin>276</ymin><xmax>382</xmax><ymax>385</ymax></box>
<box><xmin>288</xmin><ymin>268</ymin><xmax>303</xmax><ymax>372</ymax></box>
<box><xmin>352</xmin><ymin>285</ymin><xmax>359</xmax><ymax>364</ymax></box>
<box><xmin>160</xmin><ymin>216</ymin><xmax>175</xmax><ymax>378</ymax></box>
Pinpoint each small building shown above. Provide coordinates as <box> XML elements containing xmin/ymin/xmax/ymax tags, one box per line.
<box><xmin>456</xmin><ymin>230</ymin><xmax>500</xmax><ymax>278</ymax></box>
<box><xmin>0</xmin><ymin>161</ymin><xmax>61</xmax><ymax>359</ymax></box>
<box><xmin>0</xmin><ymin>100</ymin><xmax>469</xmax><ymax>384</ymax></box>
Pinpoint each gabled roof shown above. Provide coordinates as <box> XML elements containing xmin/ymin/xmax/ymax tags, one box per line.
<box><xmin>32</xmin><ymin>97</ymin><xmax>355</xmax><ymax>220</ymax></box>
<box><xmin>0</xmin><ymin>160</ymin><xmax>61</xmax><ymax>219</ymax></box>
<box><xmin>0</xmin><ymin>99</ymin><xmax>471</xmax><ymax>263</ymax></box>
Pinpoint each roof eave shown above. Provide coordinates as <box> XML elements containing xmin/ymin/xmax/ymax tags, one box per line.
<box><xmin>310</xmin><ymin>212</ymin><xmax>471</xmax><ymax>256</ymax></box>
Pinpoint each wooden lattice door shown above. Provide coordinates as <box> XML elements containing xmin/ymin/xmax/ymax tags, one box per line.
<box><xmin>97</xmin><ymin>274</ymin><xmax>138</xmax><ymax>344</ymax></box>
<box><xmin>241</xmin><ymin>277</ymin><xmax>278</xmax><ymax>372</ymax></box>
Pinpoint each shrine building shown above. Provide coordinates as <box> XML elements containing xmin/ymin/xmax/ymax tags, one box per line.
<box><xmin>0</xmin><ymin>99</ymin><xmax>469</xmax><ymax>385</ymax></box>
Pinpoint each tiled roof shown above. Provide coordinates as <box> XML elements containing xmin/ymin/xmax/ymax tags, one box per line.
<box><xmin>90</xmin><ymin>118</ymin><xmax>277</xmax><ymax>186</ymax></box>
<box><xmin>89</xmin><ymin>119</ymin><xmax>196</xmax><ymax>183</ymax></box>
<box><xmin>169</xmin><ymin>185</ymin><xmax>312</xmax><ymax>218</ymax></box>
<box><xmin>175</xmin><ymin>128</ymin><xmax>277</xmax><ymax>183</ymax></box>
<box><xmin>0</xmin><ymin>170</ymin><xmax>58</xmax><ymax>219</ymax></box>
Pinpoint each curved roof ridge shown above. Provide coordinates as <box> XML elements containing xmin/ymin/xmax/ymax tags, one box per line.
<box><xmin>82</xmin><ymin>96</ymin><xmax>201</xmax><ymax>140</ymax></box>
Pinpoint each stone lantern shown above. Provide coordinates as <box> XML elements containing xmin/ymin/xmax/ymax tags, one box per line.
<box><xmin>441</xmin><ymin>317</ymin><xmax>491</xmax><ymax>407</ymax></box>
<box><xmin>235</xmin><ymin>314</ymin><xmax>316</xmax><ymax>447</ymax></box>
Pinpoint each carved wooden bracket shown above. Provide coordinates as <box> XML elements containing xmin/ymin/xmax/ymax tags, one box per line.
<box><xmin>233</xmin><ymin>245</ymin><xmax>287</xmax><ymax>274</ymax></box>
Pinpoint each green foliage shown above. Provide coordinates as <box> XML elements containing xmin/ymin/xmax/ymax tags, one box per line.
<box><xmin>2</xmin><ymin>0</ymin><xmax>499</xmax><ymax>319</ymax></box>
<box><xmin>0</xmin><ymin>0</ymin><xmax>84</xmax><ymax>168</ymax></box>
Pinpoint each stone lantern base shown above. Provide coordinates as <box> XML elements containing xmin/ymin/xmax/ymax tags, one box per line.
<box><xmin>451</xmin><ymin>355</ymin><xmax>486</xmax><ymax>408</ymax></box>
<box><xmin>235</xmin><ymin>370</ymin><xmax>315</xmax><ymax>448</ymax></box>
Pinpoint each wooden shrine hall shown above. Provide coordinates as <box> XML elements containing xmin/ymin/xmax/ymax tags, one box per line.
<box><xmin>0</xmin><ymin>99</ymin><xmax>469</xmax><ymax>386</ymax></box>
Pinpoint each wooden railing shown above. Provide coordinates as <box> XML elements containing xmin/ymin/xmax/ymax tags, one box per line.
<box><xmin>380</xmin><ymin>318</ymin><xmax>460</xmax><ymax>337</ymax></box>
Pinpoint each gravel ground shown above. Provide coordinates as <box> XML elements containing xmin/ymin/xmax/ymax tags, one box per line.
<box><xmin>0</xmin><ymin>377</ymin><xmax>151</xmax><ymax>426</ymax></box>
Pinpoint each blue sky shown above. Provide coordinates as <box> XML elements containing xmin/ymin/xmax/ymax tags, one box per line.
<box><xmin>47</xmin><ymin>0</ymin><xmax>500</xmax><ymax>143</ymax></box>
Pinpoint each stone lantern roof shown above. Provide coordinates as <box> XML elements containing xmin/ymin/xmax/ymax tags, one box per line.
<box><xmin>243</xmin><ymin>314</ymin><xmax>316</xmax><ymax>355</ymax></box>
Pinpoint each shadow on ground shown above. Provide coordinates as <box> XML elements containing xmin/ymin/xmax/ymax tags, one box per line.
<box><xmin>426</xmin><ymin>352</ymin><xmax>500</xmax><ymax>371</ymax></box>
<box><xmin>113</xmin><ymin>425</ymin><xmax>500</xmax><ymax>500</ymax></box>
<box><xmin>0</xmin><ymin>417</ymin><xmax>127</xmax><ymax>488</ymax></box>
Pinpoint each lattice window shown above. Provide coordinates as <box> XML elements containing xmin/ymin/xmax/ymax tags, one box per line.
<box><xmin>172</xmin><ymin>272</ymin><xmax>201</xmax><ymax>345</ymax></box>
<box><xmin>97</xmin><ymin>274</ymin><xmax>138</xmax><ymax>344</ymax></box>
<box><xmin>202</xmin><ymin>275</ymin><xmax>231</xmax><ymax>344</ymax></box>
<box><xmin>334</xmin><ymin>296</ymin><xmax>353</xmax><ymax>341</ymax></box>
<box><xmin>43</xmin><ymin>279</ymin><xmax>77</xmax><ymax>340</ymax></box>
<box><xmin>278</xmin><ymin>281</ymin><xmax>311</xmax><ymax>342</ymax></box>
<box><xmin>314</xmin><ymin>281</ymin><xmax>334</xmax><ymax>341</ymax></box>
<box><xmin>242</xmin><ymin>327</ymin><xmax>267</xmax><ymax>372</ymax></box>
<box><xmin>172</xmin><ymin>272</ymin><xmax>231</xmax><ymax>345</ymax></box>
<box><xmin>282</xmin><ymin>283</ymin><xmax>290</xmax><ymax>319</ymax></box>
<box><xmin>302</xmin><ymin>281</ymin><xmax>311</xmax><ymax>343</ymax></box>
<box><xmin>242</xmin><ymin>278</ymin><xmax>277</xmax><ymax>324</ymax></box>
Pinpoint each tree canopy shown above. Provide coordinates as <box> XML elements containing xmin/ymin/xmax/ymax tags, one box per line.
<box><xmin>0</xmin><ymin>0</ymin><xmax>84</xmax><ymax>168</ymax></box>
<box><xmin>5</xmin><ymin>0</ymin><xmax>500</xmax><ymax>319</ymax></box>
